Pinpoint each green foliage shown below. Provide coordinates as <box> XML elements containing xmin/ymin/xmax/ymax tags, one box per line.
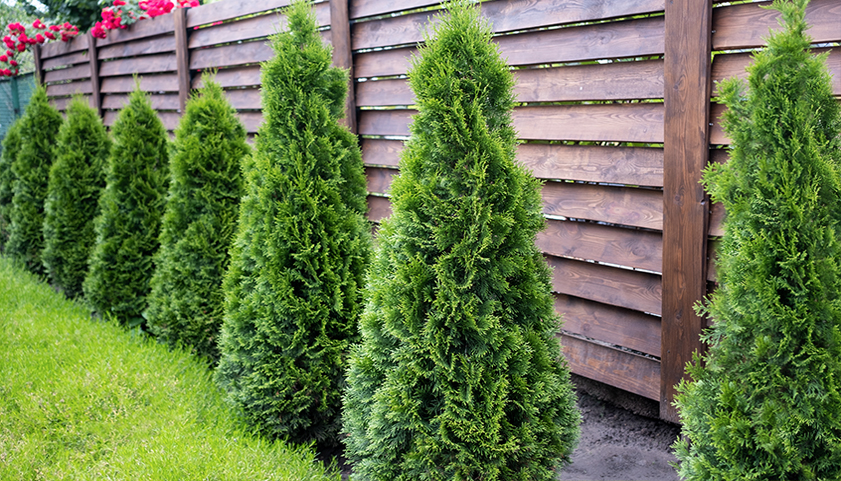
<box><xmin>342</xmin><ymin>3</ymin><xmax>580</xmax><ymax>480</ymax></box>
<box><xmin>83</xmin><ymin>87</ymin><xmax>169</xmax><ymax>327</ymax></box>
<box><xmin>0</xmin><ymin>118</ymin><xmax>23</xmax><ymax>250</ymax></box>
<box><xmin>674</xmin><ymin>1</ymin><xmax>841</xmax><ymax>480</ymax></box>
<box><xmin>41</xmin><ymin>97</ymin><xmax>110</xmax><ymax>298</ymax></box>
<box><xmin>215</xmin><ymin>0</ymin><xmax>370</xmax><ymax>449</ymax></box>
<box><xmin>145</xmin><ymin>79</ymin><xmax>249</xmax><ymax>362</ymax></box>
<box><xmin>22</xmin><ymin>0</ymin><xmax>103</xmax><ymax>32</ymax></box>
<box><xmin>6</xmin><ymin>86</ymin><xmax>62</xmax><ymax>275</ymax></box>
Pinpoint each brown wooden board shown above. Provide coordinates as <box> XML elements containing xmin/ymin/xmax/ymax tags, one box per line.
<box><xmin>238</xmin><ymin>111</ymin><xmax>264</xmax><ymax>133</ymax></box>
<box><xmin>354</xmin><ymin>47</ymin><xmax>417</xmax><ymax>78</ymax></box>
<box><xmin>100</xmin><ymin>73</ymin><xmax>179</xmax><ymax>93</ymax></box>
<box><xmin>546</xmin><ymin>254</ymin><xmax>662</xmax><ymax>315</ymax></box>
<box><xmin>50</xmin><ymin>95</ymin><xmax>92</xmax><ymax>111</ymax></box>
<box><xmin>190</xmin><ymin>40</ymin><xmax>272</xmax><ymax>70</ymax></box>
<box><xmin>350</xmin><ymin>0</ymin><xmax>438</xmax><ymax>19</ymax></box>
<box><xmin>186</xmin><ymin>0</ymin><xmax>327</xmax><ymax>28</ymax></box>
<box><xmin>104</xmin><ymin>109</ymin><xmax>180</xmax><ymax>130</ymax></box>
<box><xmin>555</xmin><ymin>293</ymin><xmax>662</xmax><ymax>357</ymax></box>
<box><xmin>366</xmin><ymin>166</ymin><xmax>398</xmax><ymax>195</ymax></box>
<box><xmin>518</xmin><ymin>144</ymin><xmax>664</xmax><ymax>187</ymax></box>
<box><xmin>95</xmin><ymin>14</ymin><xmax>176</xmax><ymax>47</ymax></box>
<box><xmin>189</xmin><ymin>3</ymin><xmax>330</xmax><ymax>48</ymax></box>
<box><xmin>87</xmin><ymin>32</ymin><xmax>102</xmax><ymax>116</ymax></box>
<box><xmin>367</xmin><ymin>195</ymin><xmax>392</xmax><ymax>222</ymax></box>
<box><xmin>712</xmin><ymin>48</ymin><xmax>840</xmax><ymax>96</ymax></box>
<box><xmin>357</xmin><ymin>109</ymin><xmax>413</xmax><ymax>137</ymax></box>
<box><xmin>537</xmin><ymin>219</ymin><xmax>662</xmax><ymax>273</ymax></box>
<box><xmin>561</xmin><ymin>334</ymin><xmax>661</xmax><ymax>400</ymax></box>
<box><xmin>222</xmin><ymin>88</ymin><xmax>261</xmax><ymax>110</ymax></box>
<box><xmin>712</xmin><ymin>0</ymin><xmax>841</xmax><ymax>50</ymax></box>
<box><xmin>99</xmin><ymin>53</ymin><xmax>177</xmax><ymax>77</ymax></box>
<box><xmin>97</xmin><ymin>34</ymin><xmax>175</xmax><ymax>60</ymax></box>
<box><xmin>40</xmin><ymin>34</ymin><xmax>89</xmax><ymax>59</ymax></box>
<box><xmin>174</xmin><ymin>7</ymin><xmax>190</xmax><ymax>112</ymax></box>
<box><xmin>330</xmin><ymin>0</ymin><xmax>357</xmax><ymax>133</ymax></box>
<box><xmin>102</xmin><ymin>93</ymin><xmax>180</xmax><ymax>111</ymax></box>
<box><xmin>44</xmin><ymin>63</ymin><xmax>91</xmax><ymax>83</ymax></box>
<box><xmin>42</xmin><ymin>51</ymin><xmax>92</xmax><ymax>70</ymax></box>
<box><xmin>361</xmin><ymin>138</ymin><xmax>404</xmax><ymax>167</ymax></box>
<box><xmin>541</xmin><ymin>181</ymin><xmax>663</xmax><ymax>230</ymax></box>
<box><xmin>707</xmin><ymin>239</ymin><xmax>719</xmax><ymax>282</ymax></box>
<box><xmin>709</xmin><ymin>201</ymin><xmax>725</xmax><ymax>237</ymax></box>
<box><xmin>193</xmin><ymin>65</ymin><xmax>261</xmax><ymax>89</ymax></box>
<box><xmin>709</xmin><ymin>102</ymin><xmax>728</xmax><ymax>145</ymax></box>
<box><xmin>46</xmin><ymin>80</ymin><xmax>93</xmax><ymax>97</ymax></box>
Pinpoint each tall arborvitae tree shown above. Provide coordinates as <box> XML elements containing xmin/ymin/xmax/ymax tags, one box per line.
<box><xmin>342</xmin><ymin>4</ymin><xmax>580</xmax><ymax>480</ymax></box>
<box><xmin>6</xmin><ymin>86</ymin><xmax>63</xmax><ymax>274</ymax></box>
<box><xmin>0</xmin><ymin>118</ymin><xmax>23</xmax><ymax>251</ymax></box>
<box><xmin>215</xmin><ymin>0</ymin><xmax>370</xmax><ymax>448</ymax></box>
<box><xmin>675</xmin><ymin>1</ymin><xmax>841</xmax><ymax>479</ymax></box>
<box><xmin>42</xmin><ymin>97</ymin><xmax>111</xmax><ymax>298</ymax></box>
<box><xmin>145</xmin><ymin>79</ymin><xmax>250</xmax><ymax>362</ymax></box>
<box><xmin>83</xmin><ymin>87</ymin><xmax>169</xmax><ymax>327</ymax></box>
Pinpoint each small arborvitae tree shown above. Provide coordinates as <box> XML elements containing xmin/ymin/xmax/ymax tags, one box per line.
<box><xmin>83</xmin><ymin>87</ymin><xmax>169</xmax><ymax>327</ymax></box>
<box><xmin>675</xmin><ymin>1</ymin><xmax>841</xmax><ymax>480</ymax></box>
<box><xmin>0</xmin><ymin>118</ymin><xmax>23</xmax><ymax>250</ymax></box>
<box><xmin>342</xmin><ymin>3</ymin><xmax>580</xmax><ymax>480</ymax></box>
<box><xmin>41</xmin><ymin>97</ymin><xmax>111</xmax><ymax>298</ymax></box>
<box><xmin>6</xmin><ymin>86</ymin><xmax>63</xmax><ymax>274</ymax></box>
<box><xmin>215</xmin><ymin>0</ymin><xmax>370</xmax><ymax>448</ymax></box>
<box><xmin>145</xmin><ymin>79</ymin><xmax>250</xmax><ymax>362</ymax></box>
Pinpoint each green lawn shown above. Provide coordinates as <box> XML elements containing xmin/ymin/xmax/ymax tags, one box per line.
<box><xmin>0</xmin><ymin>256</ymin><xmax>342</xmax><ymax>480</ymax></box>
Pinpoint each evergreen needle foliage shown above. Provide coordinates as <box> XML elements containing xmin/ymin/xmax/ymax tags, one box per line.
<box><xmin>146</xmin><ymin>79</ymin><xmax>250</xmax><ymax>363</ymax></box>
<box><xmin>675</xmin><ymin>1</ymin><xmax>841</xmax><ymax>479</ymax></box>
<box><xmin>215</xmin><ymin>0</ymin><xmax>370</xmax><ymax>448</ymax></box>
<box><xmin>42</xmin><ymin>97</ymin><xmax>111</xmax><ymax>298</ymax></box>
<box><xmin>83</xmin><ymin>87</ymin><xmax>169</xmax><ymax>327</ymax></box>
<box><xmin>0</xmin><ymin>117</ymin><xmax>23</xmax><ymax>251</ymax></box>
<box><xmin>6</xmin><ymin>86</ymin><xmax>63</xmax><ymax>274</ymax></box>
<box><xmin>342</xmin><ymin>3</ymin><xmax>580</xmax><ymax>480</ymax></box>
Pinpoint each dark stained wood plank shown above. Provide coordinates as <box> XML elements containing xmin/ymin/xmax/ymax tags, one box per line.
<box><xmin>193</xmin><ymin>65</ymin><xmax>261</xmax><ymax>89</ymax></box>
<box><xmin>366</xmin><ymin>166</ymin><xmax>397</xmax><ymax>195</ymax></box>
<box><xmin>188</xmin><ymin>0</ymin><xmax>287</xmax><ymax>27</ymax></box>
<box><xmin>561</xmin><ymin>334</ymin><xmax>661</xmax><ymax>400</ymax></box>
<box><xmin>103</xmin><ymin>109</ymin><xmax>181</xmax><ymax>130</ymax></box>
<box><xmin>660</xmin><ymin>0</ymin><xmax>712</xmax><ymax>423</ymax></box>
<box><xmin>88</xmin><ymin>32</ymin><xmax>102</xmax><ymax>117</ymax></box>
<box><xmin>50</xmin><ymin>95</ymin><xmax>92</xmax><ymax>111</ymax></box>
<box><xmin>354</xmin><ymin>46</ymin><xmax>416</xmax><ymax>79</ymax></box>
<box><xmin>518</xmin><ymin>144</ymin><xmax>664</xmax><ymax>187</ymax></box>
<box><xmin>40</xmin><ymin>34</ymin><xmax>89</xmax><ymax>59</ymax></box>
<box><xmin>707</xmin><ymin>239</ymin><xmax>719</xmax><ymax>282</ymax></box>
<box><xmin>537</xmin><ymin>219</ymin><xmax>662</xmax><ymax>273</ymax></box>
<box><xmin>712</xmin><ymin>0</ymin><xmax>841</xmax><ymax>50</ymax></box>
<box><xmin>514</xmin><ymin>103</ymin><xmax>665</xmax><ymax>144</ymax></box>
<box><xmin>708</xmin><ymin>147</ymin><xmax>729</xmax><ymax>167</ymax></box>
<box><xmin>102</xmin><ymin>93</ymin><xmax>180</xmax><ymax>111</ymax></box>
<box><xmin>709</xmin><ymin>201</ymin><xmax>724</xmax><ymax>237</ymax></box>
<box><xmin>350</xmin><ymin>0</ymin><xmax>438</xmax><ymax>19</ymax></box>
<box><xmin>99</xmin><ymin>53</ymin><xmax>177</xmax><ymax>77</ymax></box>
<box><xmin>190</xmin><ymin>40</ymin><xmax>272</xmax><ymax>70</ymax></box>
<box><xmin>331</xmin><ymin>0</ymin><xmax>357</xmax><ymax>133</ymax></box>
<box><xmin>556</xmin><ymin>293</ymin><xmax>662</xmax><ymax>357</ymax></box>
<box><xmin>42</xmin><ymin>50</ymin><xmax>91</xmax><ymax>70</ymax></box>
<box><xmin>356</xmin><ymin>78</ymin><xmax>413</xmax><ymax>107</ymax></box>
<box><xmin>709</xmin><ymin>102</ymin><xmax>729</xmax><ymax>145</ymax></box>
<box><xmin>46</xmin><ymin>80</ymin><xmax>93</xmax><ymax>97</ymax></box>
<box><xmin>545</xmin><ymin>254</ymin><xmax>663</xmax><ymax>315</ymax></box>
<box><xmin>190</xmin><ymin>3</ymin><xmax>330</xmax><ymax>47</ymax></box>
<box><xmin>223</xmin><ymin>88</ymin><xmax>261</xmax><ymax>110</ymax></box>
<box><xmin>541</xmin><ymin>181</ymin><xmax>663</xmax><ymax>230</ymax></box>
<box><xmin>712</xmin><ymin>48</ymin><xmax>840</xmax><ymax>96</ymax></box>
<box><xmin>100</xmin><ymin>73</ymin><xmax>179</xmax><ymax>93</ymax></box>
<box><xmin>44</xmin><ymin>64</ymin><xmax>91</xmax><ymax>83</ymax></box>
<box><xmin>367</xmin><ymin>195</ymin><xmax>392</xmax><ymax>222</ymax></box>
<box><xmin>174</xmin><ymin>7</ymin><xmax>190</xmax><ymax>113</ymax></box>
<box><xmin>97</xmin><ymin>34</ymin><xmax>175</xmax><ymax>60</ymax></box>
<box><xmin>238</xmin><ymin>111</ymin><xmax>264</xmax><ymax>133</ymax></box>
<box><xmin>361</xmin><ymin>138</ymin><xmax>404</xmax><ymax>167</ymax></box>
<box><xmin>357</xmin><ymin>109</ymin><xmax>413</xmax><ymax>137</ymax></box>
<box><xmin>95</xmin><ymin>14</ymin><xmax>176</xmax><ymax>47</ymax></box>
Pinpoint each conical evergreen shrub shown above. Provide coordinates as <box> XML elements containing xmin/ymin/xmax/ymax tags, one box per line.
<box><xmin>41</xmin><ymin>97</ymin><xmax>111</xmax><ymax>298</ymax></box>
<box><xmin>83</xmin><ymin>87</ymin><xmax>169</xmax><ymax>327</ymax></box>
<box><xmin>342</xmin><ymin>4</ymin><xmax>580</xmax><ymax>480</ymax></box>
<box><xmin>0</xmin><ymin>118</ymin><xmax>23</xmax><ymax>251</ymax></box>
<box><xmin>145</xmin><ymin>79</ymin><xmax>250</xmax><ymax>362</ymax></box>
<box><xmin>215</xmin><ymin>0</ymin><xmax>370</xmax><ymax>448</ymax></box>
<box><xmin>6</xmin><ymin>86</ymin><xmax>63</xmax><ymax>274</ymax></box>
<box><xmin>675</xmin><ymin>1</ymin><xmax>841</xmax><ymax>479</ymax></box>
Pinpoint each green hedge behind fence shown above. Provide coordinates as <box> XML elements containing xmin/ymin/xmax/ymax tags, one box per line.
<box><xmin>0</xmin><ymin>73</ymin><xmax>36</xmax><ymax>141</ymax></box>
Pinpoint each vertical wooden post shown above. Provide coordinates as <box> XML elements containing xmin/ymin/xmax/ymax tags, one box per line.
<box><xmin>88</xmin><ymin>32</ymin><xmax>102</xmax><ymax>117</ymax></box>
<box><xmin>174</xmin><ymin>7</ymin><xmax>191</xmax><ymax>113</ymax></box>
<box><xmin>661</xmin><ymin>0</ymin><xmax>713</xmax><ymax>423</ymax></box>
<box><xmin>329</xmin><ymin>0</ymin><xmax>357</xmax><ymax>134</ymax></box>
<box><xmin>32</xmin><ymin>44</ymin><xmax>43</xmax><ymax>86</ymax></box>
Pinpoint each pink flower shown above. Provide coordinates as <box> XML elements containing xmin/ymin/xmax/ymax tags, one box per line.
<box><xmin>49</xmin><ymin>25</ymin><xmax>60</xmax><ymax>32</ymax></box>
<box><xmin>35</xmin><ymin>34</ymin><xmax>44</xmax><ymax>44</ymax></box>
<box><xmin>16</xmin><ymin>43</ymin><xmax>24</xmax><ymax>52</ymax></box>
<box><xmin>0</xmin><ymin>55</ymin><xmax>6</xmax><ymax>62</ymax></box>
<box><xmin>113</xmin><ymin>0</ymin><xmax>126</xmax><ymax>5</ymax></box>
<box><xmin>32</xmin><ymin>19</ymin><xmax>46</xmax><ymax>29</ymax></box>
<box><xmin>9</xmin><ymin>59</ymin><xmax>17</xmax><ymax>67</ymax></box>
<box><xmin>44</xmin><ymin>31</ymin><xmax>55</xmax><ymax>40</ymax></box>
<box><xmin>3</xmin><ymin>69</ymin><xmax>11</xmax><ymax>76</ymax></box>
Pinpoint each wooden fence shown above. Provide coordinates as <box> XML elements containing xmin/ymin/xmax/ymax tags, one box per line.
<box><xmin>33</xmin><ymin>0</ymin><xmax>841</xmax><ymax>423</ymax></box>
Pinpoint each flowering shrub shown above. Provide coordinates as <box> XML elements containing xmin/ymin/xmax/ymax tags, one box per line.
<box><xmin>92</xmin><ymin>0</ymin><xmax>199</xmax><ymax>39</ymax></box>
<box><xmin>0</xmin><ymin>20</ymin><xmax>79</xmax><ymax>76</ymax></box>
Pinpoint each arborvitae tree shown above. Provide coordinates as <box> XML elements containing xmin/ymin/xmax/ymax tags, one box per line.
<box><xmin>6</xmin><ymin>86</ymin><xmax>62</xmax><ymax>274</ymax></box>
<box><xmin>145</xmin><ymin>80</ymin><xmax>249</xmax><ymax>362</ymax></box>
<box><xmin>675</xmin><ymin>1</ymin><xmax>841</xmax><ymax>479</ymax></box>
<box><xmin>214</xmin><ymin>0</ymin><xmax>370</xmax><ymax>448</ymax></box>
<box><xmin>0</xmin><ymin>118</ymin><xmax>23</xmax><ymax>250</ymax></box>
<box><xmin>83</xmin><ymin>87</ymin><xmax>169</xmax><ymax>327</ymax></box>
<box><xmin>342</xmin><ymin>4</ymin><xmax>580</xmax><ymax>480</ymax></box>
<box><xmin>41</xmin><ymin>97</ymin><xmax>111</xmax><ymax>298</ymax></box>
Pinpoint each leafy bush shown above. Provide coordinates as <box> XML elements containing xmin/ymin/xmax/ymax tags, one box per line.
<box><xmin>341</xmin><ymin>3</ymin><xmax>580</xmax><ymax>480</ymax></box>
<box><xmin>83</xmin><ymin>87</ymin><xmax>169</xmax><ymax>327</ymax></box>
<box><xmin>5</xmin><ymin>86</ymin><xmax>62</xmax><ymax>274</ymax></box>
<box><xmin>215</xmin><ymin>0</ymin><xmax>370</xmax><ymax>449</ymax></box>
<box><xmin>41</xmin><ymin>96</ymin><xmax>111</xmax><ymax>298</ymax></box>
<box><xmin>0</xmin><ymin>117</ymin><xmax>22</xmax><ymax>250</ymax></box>
<box><xmin>674</xmin><ymin>1</ymin><xmax>841</xmax><ymax>479</ymax></box>
<box><xmin>145</xmin><ymin>79</ymin><xmax>249</xmax><ymax>362</ymax></box>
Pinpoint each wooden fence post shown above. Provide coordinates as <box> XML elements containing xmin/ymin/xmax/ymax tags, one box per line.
<box><xmin>32</xmin><ymin>44</ymin><xmax>43</xmax><ymax>86</ymax></box>
<box><xmin>661</xmin><ymin>0</ymin><xmax>713</xmax><ymax>423</ymax></box>
<box><xmin>174</xmin><ymin>7</ymin><xmax>190</xmax><ymax>113</ymax></box>
<box><xmin>329</xmin><ymin>0</ymin><xmax>356</xmax><ymax>134</ymax></box>
<box><xmin>88</xmin><ymin>32</ymin><xmax>102</xmax><ymax>117</ymax></box>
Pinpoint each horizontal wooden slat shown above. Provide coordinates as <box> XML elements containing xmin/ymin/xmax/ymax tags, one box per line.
<box><xmin>96</xmin><ymin>14</ymin><xmax>176</xmax><ymax>47</ymax></box>
<box><xmin>49</xmin><ymin>95</ymin><xmax>91</xmax><ymax>111</ymax></box>
<box><xmin>100</xmin><ymin>53</ymin><xmax>177</xmax><ymax>77</ymax></box>
<box><xmin>42</xmin><ymin>51</ymin><xmax>91</xmax><ymax>70</ymax></box>
<box><xmin>46</xmin><ymin>80</ymin><xmax>92</xmax><ymax>97</ymax></box>
<box><xmin>189</xmin><ymin>3</ymin><xmax>330</xmax><ymax>48</ymax></box>
<box><xmin>357</xmin><ymin>109</ymin><xmax>413</xmax><ymax>137</ymax></box>
<box><xmin>354</xmin><ymin>47</ymin><xmax>416</xmax><ymax>78</ymax></box>
<box><xmin>709</xmin><ymin>201</ymin><xmax>724</xmax><ymax>237</ymax></box>
<box><xmin>190</xmin><ymin>40</ymin><xmax>272</xmax><ymax>70</ymax></box>
<box><xmin>367</xmin><ymin>194</ymin><xmax>392</xmax><ymax>222</ymax></box>
<box><xmin>542</xmin><ymin>181</ymin><xmax>663</xmax><ymax>230</ymax></box>
<box><xmin>366</xmin><ymin>166</ymin><xmax>397</xmax><ymax>195</ymax></box>
<box><xmin>192</xmin><ymin>65</ymin><xmax>261</xmax><ymax>89</ymax></box>
<box><xmin>519</xmin><ymin>144</ymin><xmax>663</xmax><ymax>187</ymax></box>
<box><xmin>187</xmin><ymin>0</ymin><xmax>316</xmax><ymax>28</ymax></box>
<box><xmin>546</xmin><ymin>254</ymin><xmax>662</xmax><ymax>315</ymax></box>
<box><xmin>356</xmin><ymin>79</ymin><xmax>414</xmax><ymax>107</ymax></box>
<box><xmin>104</xmin><ymin>109</ymin><xmax>180</xmax><ymax>130</ymax></box>
<box><xmin>350</xmin><ymin>0</ymin><xmax>438</xmax><ymax>19</ymax></box>
<box><xmin>712</xmin><ymin>0</ymin><xmax>841</xmax><ymax>50</ymax></box>
<box><xmin>40</xmin><ymin>34</ymin><xmax>89</xmax><ymax>59</ymax></box>
<box><xmin>218</xmin><ymin>88</ymin><xmax>261</xmax><ymax>110</ymax></box>
<box><xmin>102</xmin><ymin>93</ymin><xmax>180</xmax><ymax>111</ymax></box>
<box><xmin>100</xmin><ymin>74</ymin><xmax>179</xmax><ymax>93</ymax></box>
<box><xmin>561</xmin><ymin>333</ymin><xmax>660</xmax><ymax>400</ymax></box>
<box><xmin>238</xmin><ymin>112</ymin><xmax>264</xmax><ymax>133</ymax></box>
<box><xmin>709</xmin><ymin>102</ymin><xmax>728</xmax><ymax>145</ymax></box>
<box><xmin>98</xmin><ymin>34</ymin><xmax>175</xmax><ymax>60</ymax></box>
<box><xmin>538</xmin><ymin>219</ymin><xmax>662</xmax><ymax>273</ymax></box>
<box><xmin>555</xmin><ymin>293</ymin><xmax>661</xmax><ymax>357</ymax></box>
<box><xmin>44</xmin><ymin>64</ymin><xmax>91</xmax><ymax>83</ymax></box>
<box><xmin>712</xmin><ymin>48</ymin><xmax>841</xmax><ymax>96</ymax></box>
<box><xmin>361</xmin><ymin>138</ymin><xmax>403</xmax><ymax>167</ymax></box>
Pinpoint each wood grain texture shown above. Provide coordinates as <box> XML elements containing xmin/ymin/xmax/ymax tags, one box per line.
<box><xmin>712</xmin><ymin>48</ymin><xmax>840</xmax><ymax>96</ymax></box>
<box><xmin>95</xmin><ymin>14</ymin><xmax>176</xmax><ymax>47</ymax></box>
<box><xmin>238</xmin><ymin>111</ymin><xmax>264</xmax><ymax>133</ymax></box>
<box><xmin>42</xmin><ymin>50</ymin><xmax>92</xmax><ymax>70</ymax></box>
<box><xmin>709</xmin><ymin>102</ymin><xmax>729</xmax><ymax>145</ymax></box>
<box><xmin>712</xmin><ymin>0</ymin><xmax>841</xmax><ymax>50</ymax></box>
<box><xmin>354</xmin><ymin>47</ymin><xmax>416</xmax><ymax>78</ymax></box>
<box><xmin>192</xmin><ymin>65</ymin><xmax>261</xmax><ymax>89</ymax></box>
<box><xmin>44</xmin><ymin>64</ymin><xmax>91</xmax><ymax>83</ymax></box>
<box><xmin>545</xmin><ymin>254</ymin><xmax>663</xmax><ymax>316</ymax></box>
<box><xmin>102</xmin><ymin>93</ymin><xmax>180</xmax><ymax>111</ymax></box>
<box><xmin>366</xmin><ymin>166</ymin><xmax>397</xmax><ymax>195</ymax></box>
<box><xmin>707</xmin><ymin>239</ymin><xmax>719</xmax><ymax>282</ymax></box>
<box><xmin>104</xmin><ymin>109</ymin><xmax>180</xmax><ymax>130</ymax></box>
<box><xmin>50</xmin><ymin>95</ymin><xmax>91</xmax><ymax>111</ymax></box>
<box><xmin>350</xmin><ymin>0</ymin><xmax>438</xmax><ymax>19</ymax></box>
<box><xmin>357</xmin><ymin>109</ymin><xmax>413</xmax><ymax>137</ymax></box>
<box><xmin>174</xmin><ymin>7</ymin><xmax>190</xmax><ymax>113</ymax></box>
<box><xmin>97</xmin><ymin>34</ymin><xmax>175</xmax><ymax>60</ymax></box>
<box><xmin>99</xmin><ymin>53</ymin><xmax>177</xmax><ymax>77</ymax></box>
<box><xmin>190</xmin><ymin>2</ymin><xmax>330</xmax><ymax>48</ymax></box>
<box><xmin>660</xmin><ymin>0</ymin><xmax>712</xmax><ymax>422</ymax></box>
<box><xmin>40</xmin><ymin>34</ymin><xmax>89</xmax><ymax>59</ymax></box>
<box><xmin>100</xmin><ymin>73</ymin><xmax>179</xmax><ymax>93</ymax></box>
<box><xmin>555</xmin><ymin>293</ymin><xmax>662</xmax><ymax>357</ymax></box>
<box><xmin>367</xmin><ymin>195</ymin><xmax>392</xmax><ymax>222</ymax></box>
<box><xmin>88</xmin><ymin>32</ymin><xmax>102</xmax><ymax>116</ymax></box>
<box><xmin>331</xmin><ymin>0</ymin><xmax>357</xmax><ymax>133</ymax></box>
<box><xmin>561</xmin><ymin>334</ymin><xmax>661</xmax><ymax>400</ymax></box>
<box><xmin>46</xmin><ymin>80</ymin><xmax>93</xmax><ymax>97</ymax></box>
<box><xmin>361</xmin><ymin>138</ymin><xmax>404</xmax><ymax>167</ymax></box>
<box><xmin>518</xmin><ymin>144</ymin><xmax>664</xmax><ymax>187</ymax></box>
<box><xmin>356</xmin><ymin>78</ymin><xmax>414</xmax><ymax>107</ymax></box>
<box><xmin>222</xmin><ymin>88</ymin><xmax>261</xmax><ymax>109</ymax></box>
<box><xmin>537</xmin><ymin>219</ymin><xmax>662</xmax><ymax>273</ymax></box>
<box><xmin>708</xmin><ymin>201</ymin><xmax>724</xmax><ymax>237</ymax></box>
<box><xmin>190</xmin><ymin>39</ymin><xmax>270</xmax><ymax>70</ymax></box>
<box><xmin>541</xmin><ymin>181</ymin><xmax>663</xmax><ymax>230</ymax></box>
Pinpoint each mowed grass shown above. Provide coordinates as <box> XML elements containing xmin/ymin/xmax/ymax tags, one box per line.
<box><xmin>0</xmin><ymin>257</ymin><xmax>342</xmax><ymax>481</ymax></box>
